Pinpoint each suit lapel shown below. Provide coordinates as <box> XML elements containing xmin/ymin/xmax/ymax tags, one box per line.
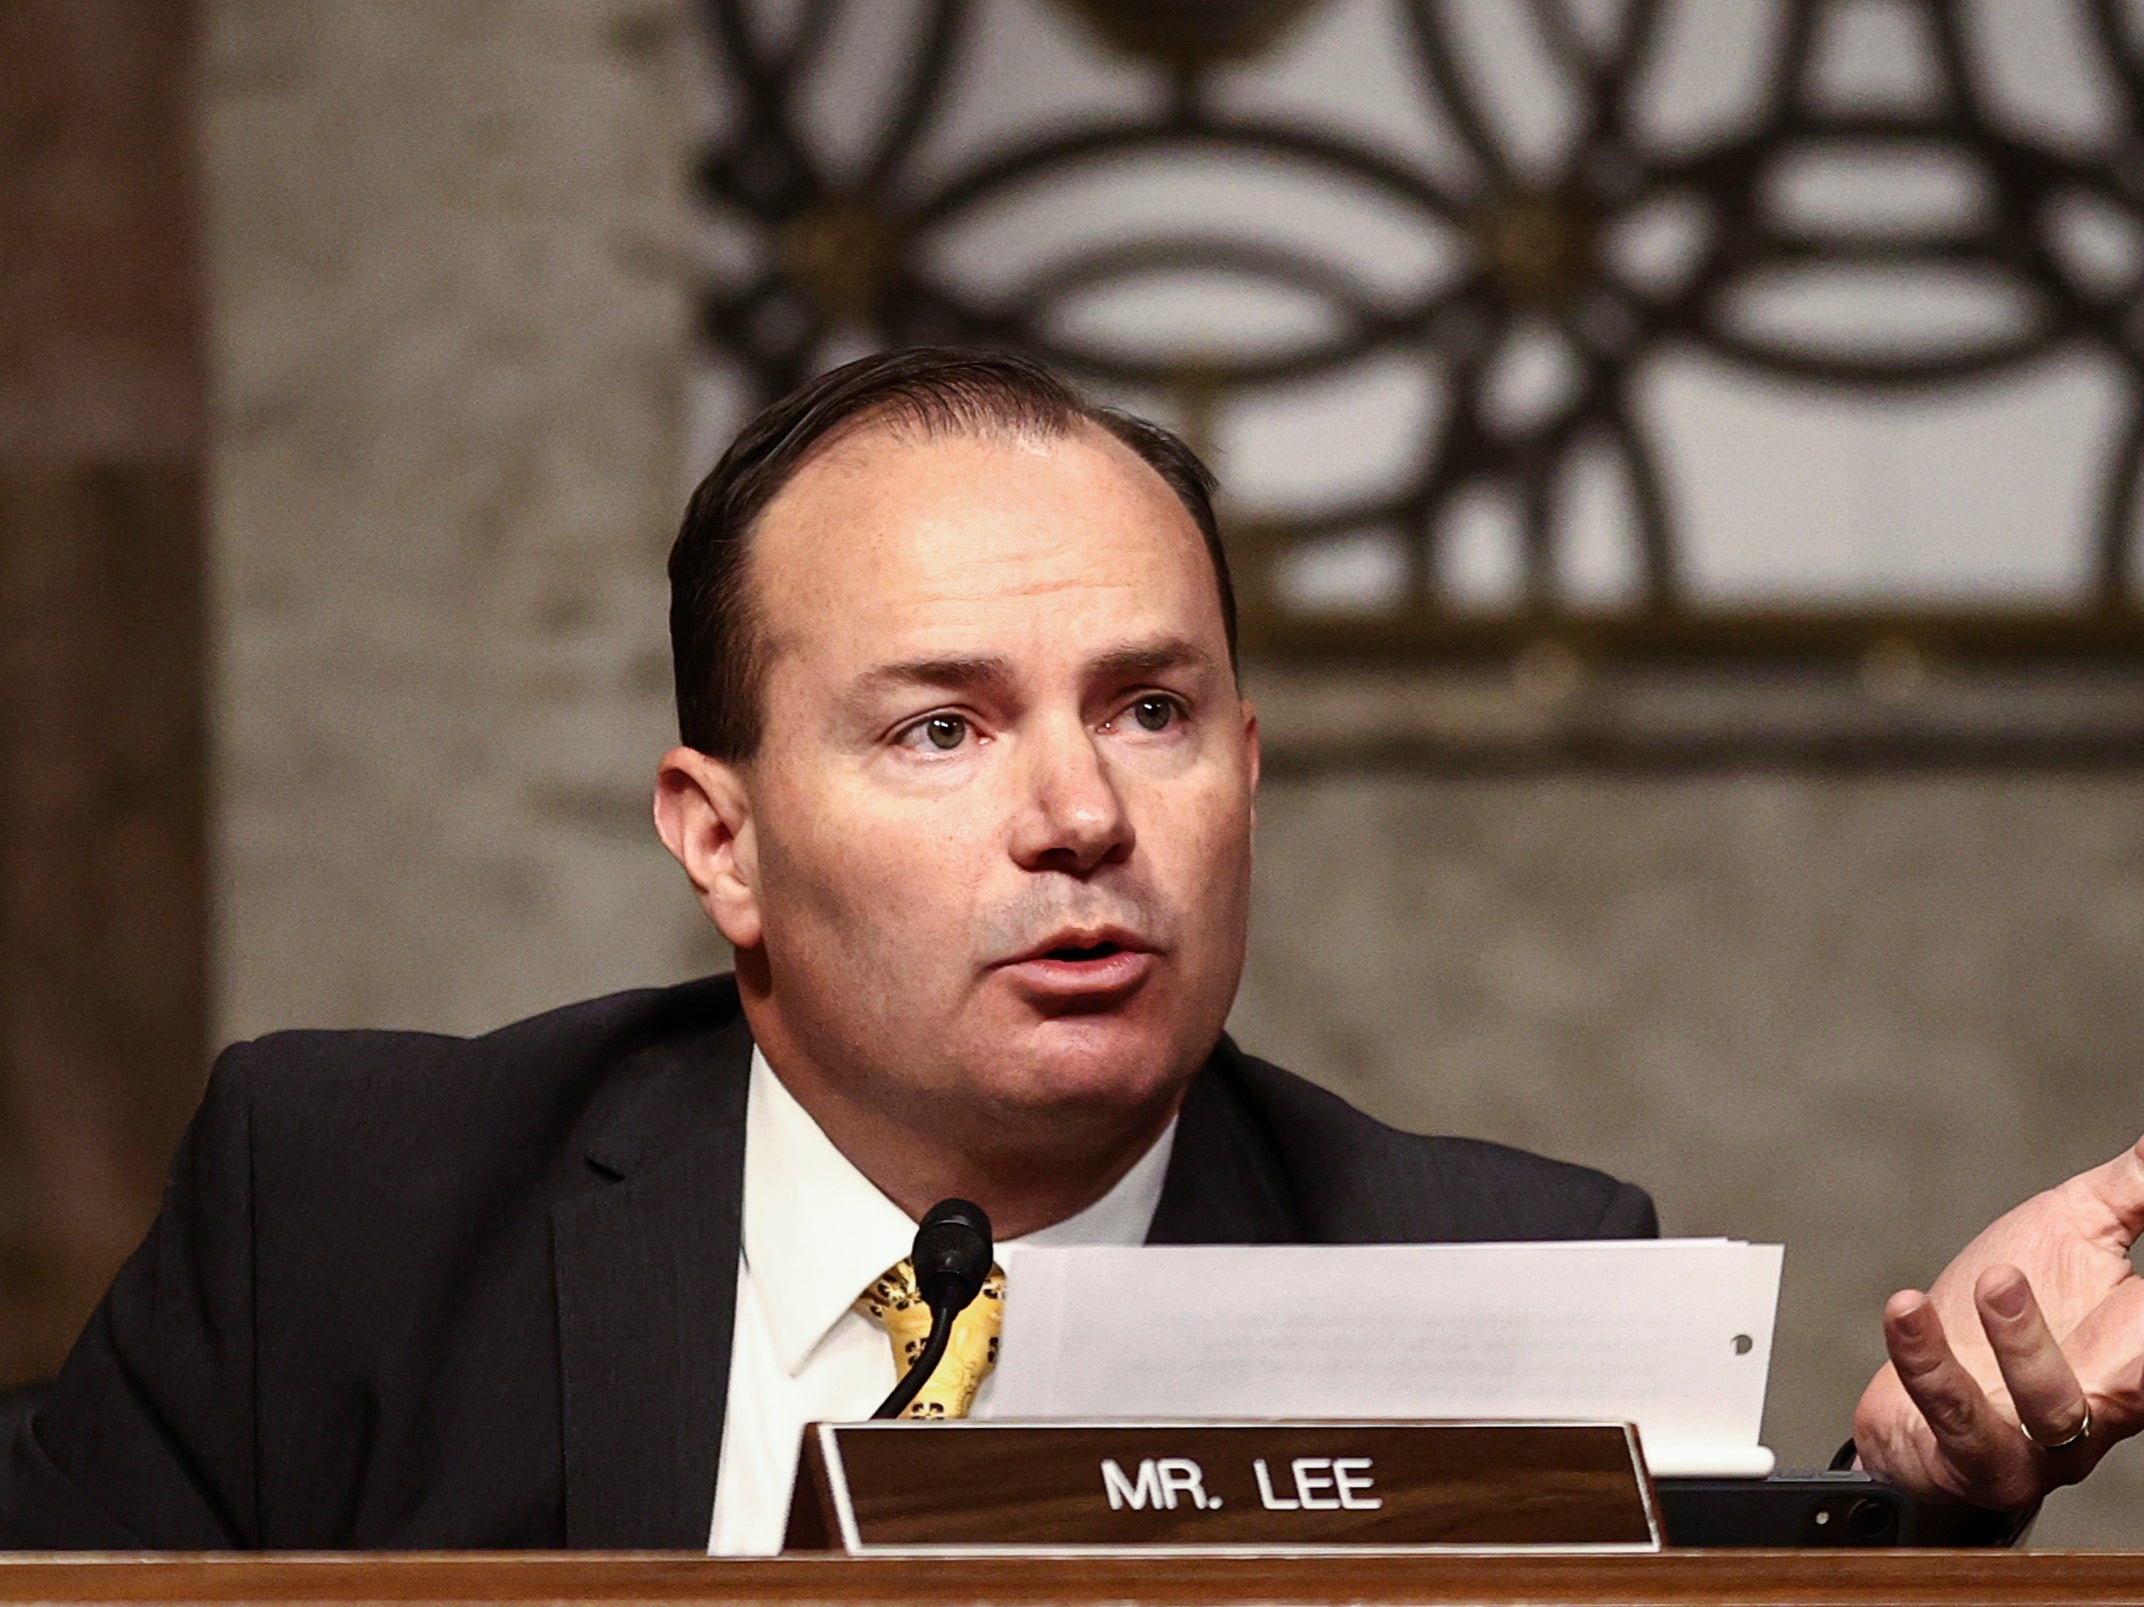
<box><xmin>552</xmin><ymin>1006</ymin><xmax>753</xmax><ymax>1548</ymax></box>
<box><xmin>549</xmin><ymin>1015</ymin><xmax>1290</xmax><ymax>1540</ymax></box>
<box><xmin>1146</xmin><ymin>1040</ymin><xmax>1306</xmax><ymax>1244</ymax></box>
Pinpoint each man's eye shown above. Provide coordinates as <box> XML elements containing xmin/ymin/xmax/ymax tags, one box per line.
<box><xmin>916</xmin><ymin>714</ymin><xmax>968</xmax><ymax>751</ymax></box>
<box><xmin>1130</xmin><ymin>696</ymin><xmax>1178</xmax><ymax>733</ymax></box>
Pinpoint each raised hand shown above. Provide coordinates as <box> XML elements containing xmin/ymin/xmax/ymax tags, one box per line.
<box><xmin>1853</xmin><ymin>1135</ymin><xmax>2144</xmax><ymax>1509</ymax></box>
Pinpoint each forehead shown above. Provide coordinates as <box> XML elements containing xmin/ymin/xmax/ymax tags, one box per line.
<box><xmin>747</xmin><ymin>419</ymin><xmax>1225</xmax><ymax>677</ymax></box>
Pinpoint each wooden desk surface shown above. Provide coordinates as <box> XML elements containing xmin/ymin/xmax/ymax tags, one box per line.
<box><xmin>1</xmin><ymin>1552</ymin><xmax>2141</xmax><ymax>1606</ymax></box>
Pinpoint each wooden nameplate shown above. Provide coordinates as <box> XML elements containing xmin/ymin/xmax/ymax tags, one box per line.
<box><xmin>782</xmin><ymin>1420</ymin><xmax>1661</xmax><ymax>1556</ymax></box>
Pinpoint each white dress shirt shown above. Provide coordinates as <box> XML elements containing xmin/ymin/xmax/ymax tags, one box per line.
<box><xmin>706</xmin><ymin>1046</ymin><xmax>1177</xmax><ymax>1555</ymax></box>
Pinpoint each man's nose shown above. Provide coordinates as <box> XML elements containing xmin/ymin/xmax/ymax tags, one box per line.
<box><xmin>1009</xmin><ymin>716</ymin><xmax>1135</xmax><ymax>875</ymax></box>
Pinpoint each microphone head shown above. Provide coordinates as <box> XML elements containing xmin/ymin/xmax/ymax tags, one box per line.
<box><xmin>912</xmin><ymin>1198</ymin><xmax>993</xmax><ymax>1312</ymax></box>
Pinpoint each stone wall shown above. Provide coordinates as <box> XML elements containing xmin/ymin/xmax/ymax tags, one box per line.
<box><xmin>1233</xmin><ymin>764</ymin><xmax>2144</xmax><ymax>1546</ymax></box>
<box><xmin>204</xmin><ymin>0</ymin><xmax>721</xmax><ymax>1043</ymax></box>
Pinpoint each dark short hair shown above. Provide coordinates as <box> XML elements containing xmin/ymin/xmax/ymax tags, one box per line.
<box><xmin>667</xmin><ymin>347</ymin><xmax>1236</xmax><ymax>760</ymax></box>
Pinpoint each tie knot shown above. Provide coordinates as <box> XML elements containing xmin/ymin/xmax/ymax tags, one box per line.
<box><xmin>854</xmin><ymin>1257</ymin><xmax>1007</xmax><ymax>1418</ymax></box>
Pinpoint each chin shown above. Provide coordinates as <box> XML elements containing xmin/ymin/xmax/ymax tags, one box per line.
<box><xmin>981</xmin><ymin>1012</ymin><xmax>1203</xmax><ymax>1119</ymax></box>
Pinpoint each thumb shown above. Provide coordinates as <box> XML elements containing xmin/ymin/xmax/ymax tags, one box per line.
<box><xmin>2068</xmin><ymin>1134</ymin><xmax>2144</xmax><ymax>1252</ymax></box>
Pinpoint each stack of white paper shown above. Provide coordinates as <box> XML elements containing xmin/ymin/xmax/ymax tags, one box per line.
<box><xmin>983</xmin><ymin>1240</ymin><xmax>1782</xmax><ymax>1477</ymax></box>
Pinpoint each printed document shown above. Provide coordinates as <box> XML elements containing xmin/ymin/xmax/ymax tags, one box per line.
<box><xmin>984</xmin><ymin>1240</ymin><xmax>1782</xmax><ymax>1477</ymax></box>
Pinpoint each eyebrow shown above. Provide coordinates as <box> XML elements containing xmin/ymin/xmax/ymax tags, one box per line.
<box><xmin>846</xmin><ymin>654</ymin><xmax>1018</xmax><ymax>710</ymax></box>
<box><xmin>844</xmin><ymin>637</ymin><xmax>1218</xmax><ymax>714</ymax></box>
<box><xmin>1088</xmin><ymin>637</ymin><xmax>1217</xmax><ymax>682</ymax></box>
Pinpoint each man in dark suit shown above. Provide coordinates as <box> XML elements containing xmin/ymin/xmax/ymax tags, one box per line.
<box><xmin>1</xmin><ymin>350</ymin><xmax>2133</xmax><ymax>1547</ymax></box>
<box><xmin>0</xmin><ymin>975</ymin><xmax>1652</xmax><ymax>1549</ymax></box>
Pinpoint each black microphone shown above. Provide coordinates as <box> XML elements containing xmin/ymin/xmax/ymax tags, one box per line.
<box><xmin>872</xmin><ymin>1198</ymin><xmax>994</xmax><ymax>1419</ymax></box>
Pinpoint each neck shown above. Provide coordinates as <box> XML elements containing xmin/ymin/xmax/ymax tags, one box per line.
<box><xmin>743</xmin><ymin>1016</ymin><xmax>1183</xmax><ymax>1241</ymax></box>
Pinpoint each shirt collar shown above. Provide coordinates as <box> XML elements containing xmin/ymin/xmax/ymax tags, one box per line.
<box><xmin>741</xmin><ymin>1046</ymin><xmax>917</xmax><ymax>1377</ymax></box>
<box><xmin>740</xmin><ymin>1044</ymin><xmax>1178</xmax><ymax>1376</ymax></box>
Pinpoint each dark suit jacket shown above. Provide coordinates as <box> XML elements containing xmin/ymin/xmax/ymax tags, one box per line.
<box><xmin>0</xmin><ymin>974</ymin><xmax>1655</xmax><ymax>1549</ymax></box>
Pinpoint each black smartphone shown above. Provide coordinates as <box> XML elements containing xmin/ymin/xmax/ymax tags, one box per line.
<box><xmin>1657</xmin><ymin>1472</ymin><xmax>2028</xmax><ymax>1547</ymax></box>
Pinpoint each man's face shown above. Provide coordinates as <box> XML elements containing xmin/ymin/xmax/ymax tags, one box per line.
<box><xmin>713</xmin><ymin>419</ymin><xmax>1257</xmax><ymax>1146</ymax></box>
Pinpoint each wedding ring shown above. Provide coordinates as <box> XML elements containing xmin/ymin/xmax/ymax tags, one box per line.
<box><xmin>2026</xmin><ymin>1403</ymin><xmax>2092</xmax><ymax>1453</ymax></box>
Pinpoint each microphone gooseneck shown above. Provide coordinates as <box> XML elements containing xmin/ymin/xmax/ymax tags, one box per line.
<box><xmin>872</xmin><ymin>1197</ymin><xmax>994</xmax><ymax>1419</ymax></box>
<box><xmin>872</xmin><ymin>1316</ymin><xmax>958</xmax><ymax>1422</ymax></box>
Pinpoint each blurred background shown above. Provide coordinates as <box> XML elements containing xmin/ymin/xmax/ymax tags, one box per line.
<box><xmin>5</xmin><ymin>0</ymin><xmax>2144</xmax><ymax>1544</ymax></box>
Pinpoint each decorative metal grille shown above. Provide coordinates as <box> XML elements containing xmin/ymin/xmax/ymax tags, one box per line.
<box><xmin>689</xmin><ymin>0</ymin><xmax>2144</xmax><ymax>689</ymax></box>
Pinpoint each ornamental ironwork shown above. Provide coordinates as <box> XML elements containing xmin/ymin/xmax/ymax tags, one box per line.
<box><xmin>690</xmin><ymin>0</ymin><xmax>2144</xmax><ymax>670</ymax></box>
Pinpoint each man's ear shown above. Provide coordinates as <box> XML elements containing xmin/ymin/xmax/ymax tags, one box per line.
<box><xmin>654</xmin><ymin>746</ymin><xmax>762</xmax><ymax>949</ymax></box>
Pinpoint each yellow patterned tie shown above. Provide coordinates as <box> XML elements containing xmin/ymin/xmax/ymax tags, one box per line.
<box><xmin>854</xmin><ymin>1257</ymin><xmax>1007</xmax><ymax>1418</ymax></box>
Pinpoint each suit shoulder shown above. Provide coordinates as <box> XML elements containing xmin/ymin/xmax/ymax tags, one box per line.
<box><xmin>210</xmin><ymin>974</ymin><xmax>746</xmax><ymax>1181</ymax></box>
<box><xmin>231</xmin><ymin>974</ymin><xmax>739</xmax><ymax>1095</ymax></box>
<box><xmin>1213</xmin><ymin>1041</ymin><xmax>1658</xmax><ymax>1242</ymax></box>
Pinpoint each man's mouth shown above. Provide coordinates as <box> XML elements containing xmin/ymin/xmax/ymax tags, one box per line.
<box><xmin>997</xmin><ymin>929</ymin><xmax>1157</xmax><ymax>1001</ymax></box>
<box><xmin>1044</xmin><ymin>939</ymin><xmax>1125</xmax><ymax>962</ymax></box>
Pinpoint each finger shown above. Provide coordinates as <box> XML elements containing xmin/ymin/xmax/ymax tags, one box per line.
<box><xmin>1884</xmin><ymin>1290</ymin><xmax>2035</xmax><ymax>1493</ymax></box>
<box><xmin>2028</xmin><ymin>1277</ymin><xmax>2144</xmax><ymax>1439</ymax></box>
<box><xmin>1976</xmin><ymin>1266</ymin><xmax>2090</xmax><ymax>1449</ymax></box>
<box><xmin>2067</xmin><ymin>1133</ymin><xmax>2144</xmax><ymax>1251</ymax></box>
